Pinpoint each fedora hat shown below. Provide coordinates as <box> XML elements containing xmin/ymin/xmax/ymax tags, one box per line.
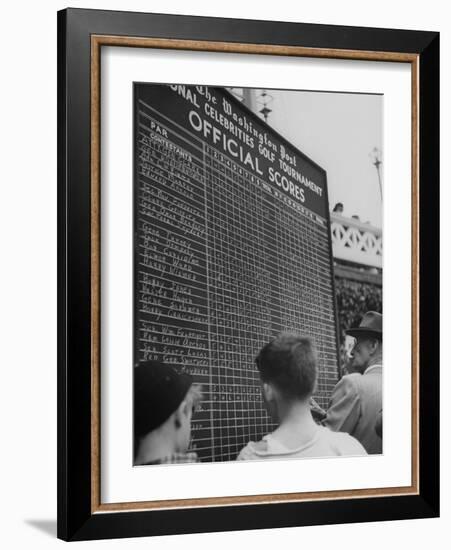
<box><xmin>346</xmin><ymin>311</ymin><xmax>382</xmax><ymax>339</ymax></box>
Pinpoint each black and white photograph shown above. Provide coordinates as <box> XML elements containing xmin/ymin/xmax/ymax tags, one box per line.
<box><xmin>0</xmin><ymin>0</ymin><xmax>445</xmax><ymax>547</ymax></box>
<box><xmin>133</xmin><ymin>83</ymin><xmax>383</xmax><ymax>466</ymax></box>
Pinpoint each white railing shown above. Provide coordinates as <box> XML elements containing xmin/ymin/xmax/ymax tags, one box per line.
<box><xmin>330</xmin><ymin>213</ymin><xmax>382</xmax><ymax>268</ymax></box>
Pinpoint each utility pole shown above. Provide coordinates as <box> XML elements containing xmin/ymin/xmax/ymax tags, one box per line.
<box><xmin>370</xmin><ymin>147</ymin><xmax>383</xmax><ymax>200</ymax></box>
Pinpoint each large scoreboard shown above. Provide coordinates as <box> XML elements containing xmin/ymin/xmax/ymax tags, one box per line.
<box><xmin>134</xmin><ymin>84</ymin><xmax>339</xmax><ymax>462</ymax></box>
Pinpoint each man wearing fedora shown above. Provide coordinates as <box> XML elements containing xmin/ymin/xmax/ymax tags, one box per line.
<box><xmin>323</xmin><ymin>311</ymin><xmax>383</xmax><ymax>454</ymax></box>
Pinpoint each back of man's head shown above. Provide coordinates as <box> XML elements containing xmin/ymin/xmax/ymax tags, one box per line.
<box><xmin>256</xmin><ymin>333</ymin><xmax>318</xmax><ymax>401</ymax></box>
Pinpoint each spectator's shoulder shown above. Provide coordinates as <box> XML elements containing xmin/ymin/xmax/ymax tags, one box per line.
<box><xmin>323</xmin><ymin>428</ymin><xmax>367</xmax><ymax>456</ymax></box>
<box><xmin>237</xmin><ymin>439</ymin><xmax>268</xmax><ymax>460</ymax></box>
<box><xmin>336</xmin><ymin>373</ymin><xmax>361</xmax><ymax>393</ymax></box>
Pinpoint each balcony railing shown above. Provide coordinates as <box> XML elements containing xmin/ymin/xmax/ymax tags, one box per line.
<box><xmin>330</xmin><ymin>213</ymin><xmax>382</xmax><ymax>269</ymax></box>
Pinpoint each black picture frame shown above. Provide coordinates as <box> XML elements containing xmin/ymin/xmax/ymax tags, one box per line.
<box><xmin>57</xmin><ymin>7</ymin><xmax>439</xmax><ymax>541</ymax></box>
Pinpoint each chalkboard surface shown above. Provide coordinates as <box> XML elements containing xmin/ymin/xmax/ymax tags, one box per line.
<box><xmin>134</xmin><ymin>84</ymin><xmax>338</xmax><ymax>462</ymax></box>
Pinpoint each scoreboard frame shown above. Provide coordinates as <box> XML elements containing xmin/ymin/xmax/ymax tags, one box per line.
<box><xmin>133</xmin><ymin>83</ymin><xmax>341</xmax><ymax>462</ymax></box>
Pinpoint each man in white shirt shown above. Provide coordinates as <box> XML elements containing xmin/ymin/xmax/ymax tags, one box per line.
<box><xmin>237</xmin><ymin>333</ymin><xmax>366</xmax><ymax>461</ymax></box>
<box><xmin>323</xmin><ymin>311</ymin><xmax>383</xmax><ymax>454</ymax></box>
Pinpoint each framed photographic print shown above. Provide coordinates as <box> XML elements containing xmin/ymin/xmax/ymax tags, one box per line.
<box><xmin>57</xmin><ymin>7</ymin><xmax>439</xmax><ymax>541</ymax></box>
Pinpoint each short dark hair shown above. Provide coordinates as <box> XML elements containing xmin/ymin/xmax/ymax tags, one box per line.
<box><xmin>255</xmin><ymin>333</ymin><xmax>317</xmax><ymax>400</ymax></box>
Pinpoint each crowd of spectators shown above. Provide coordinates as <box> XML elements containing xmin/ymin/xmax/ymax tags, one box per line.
<box><xmin>334</xmin><ymin>277</ymin><xmax>382</xmax><ymax>371</ymax></box>
<box><xmin>335</xmin><ymin>277</ymin><xmax>382</xmax><ymax>341</ymax></box>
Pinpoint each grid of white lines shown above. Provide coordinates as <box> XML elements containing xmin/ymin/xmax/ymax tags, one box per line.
<box><xmin>136</xmin><ymin>93</ymin><xmax>338</xmax><ymax>462</ymax></box>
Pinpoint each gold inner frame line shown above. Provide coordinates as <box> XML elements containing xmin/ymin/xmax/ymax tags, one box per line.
<box><xmin>90</xmin><ymin>34</ymin><xmax>420</xmax><ymax>514</ymax></box>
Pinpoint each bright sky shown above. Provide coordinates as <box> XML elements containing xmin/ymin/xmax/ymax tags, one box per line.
<box><xmin>252</xmin><ymin>89</ymin><xmax>383</xmax><ymax>228</ymax></box>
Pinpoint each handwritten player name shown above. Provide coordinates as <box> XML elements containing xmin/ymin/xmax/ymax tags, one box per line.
<box><xmin>140</xmin><ymin>344</ymin><xmax>208</xmax><ymax>359</ymax></box>
<box><xmin>139</xmin><ymin>157</ymin><xmax>203</xmax><ymax>182</ymax></box>
<box><xmin>140</xmin><ymin>165</ymin><xmax>199</xmax><ymax>200</ymax></box>
<box><xmin>141</xmin><ymin>349</ymin><xmax>210</xmax><ymax>369</ymax></box>
<box><xmin>141</xmin><ymin>251</ymin><xmax>202</xmax><ymax>275</ymax></box>
<box><xmin>139</xmin><ymin>196</ymin><xmax>204</xmax><ymax>230</ymax></box>
<box><xmin>140</xmin><ymin>163</ymin><xmax>200</xmax><ymax>190</ymax></box>
<box><xmin>139</xmin><ymin>278</ymin><xmax>195</xmax><ymax>299</ymax></box>
<box><xmin>141</xmin><ymin>247</ymin><xmax>200</xmax><ymax>269</ymax></box>
<box><xmin>139</xmin><ymin>291</ymin><xmax>207</xmax><ymax>317</ymax></box>
<box><xmin>138</xmin><ymin>135</ymin><xmax>203</xmax><ymax>180</ymax></box>
<box><xmin>139</xmin><ymin>286</ymin><xmax>203</xmax><ymax>307</ymax></box>
<box><xmin>160</xmin><ymin>336</ymin><xmax>206</xmax><ymax>349</ymax></box>
<box><xmin>139</xmin><ymin>155</ymin><xmax>204</xmax><ymax>186</ymax></box>
<box><xmin>140</xmin><ymin>224</ymin><xmax>204</xmax><ymax>256</ymax></box>
<box><xmin>140</xmin><ymin>222</ymin><xmax>161</xmax><ymax>240</ymax></box>
<box><xmin>164</xmin><ymin>355</ymin><xmax>209</xmax><ymax>367</ymax></box>
<box><xmin>142</xmin><ymin>186</ymin><xmax>203</xmax><ymax>221</ymax></box>
<box><xmin>140</xmin><ymin>322</ymin><xmax>208</xmax><ymax>342</ymax></box>
<box><xmin>139</xmin><ymin>263</ymin><xmax>198</xmax><ymax>283</ymax></box>
<box><xmin>141</xmin><ymin>236</ymin><xmax>201</xmax><ymax>263</ymax></box>
<box><xmin>139</xmin><ymin>202</ymin><xmax>205</xmax><ymax>238</ymax></box>
<box><xmin>138</xmin><ymin>155</ymin><xmax>199</xmax><ymax>191</ymax></box>
<box><xmin>139</xmin><ymin>303</ymin><xmax>205</xmax><ymax>323</ymax></box>
<box><xmin>140</xmin><ymin>292</ymin><xmax>198</xmax><ymax>307</ymax></box>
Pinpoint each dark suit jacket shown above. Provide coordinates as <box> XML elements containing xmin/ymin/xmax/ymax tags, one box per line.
<box><xmin>323</xmin><ymin>365</ymin><xmax>382</xmax><ymax>454</ymax></box>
